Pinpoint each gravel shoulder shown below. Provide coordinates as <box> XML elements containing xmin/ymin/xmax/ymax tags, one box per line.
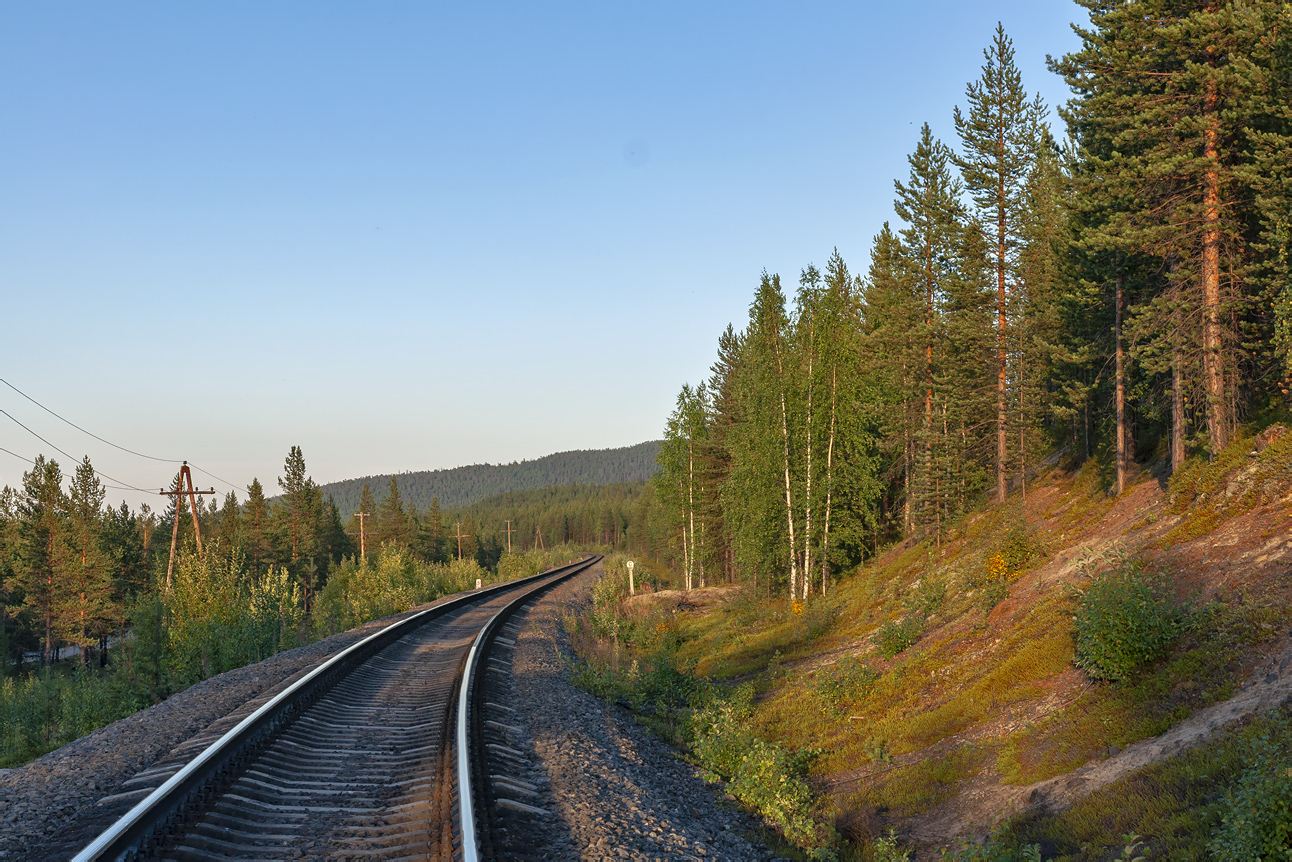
<box><xmin>497</xmin><ymin>563</ymin><xmax>780</xmax><ymax>862</ymax></box>
<box><xmin>0</xmin><ymin>591</ymin><xmax>476</xmax><ymax>862</ymax></box>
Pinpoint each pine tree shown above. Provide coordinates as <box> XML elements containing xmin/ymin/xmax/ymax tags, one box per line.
<box><xmin>1053</xmin><ymin>0</ymin><xmax>1275</xmax><ymax>457</ymax></box>
<box><xmin>955</xmin><ymin>23</ymin><xmax>1045</xmax><ymax>501</ymax></box>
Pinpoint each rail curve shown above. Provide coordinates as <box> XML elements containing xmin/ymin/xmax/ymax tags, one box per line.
<box><xmin>72</xmin><ymin>556</ymin><xmax>600</xmax><ymax>861</ymax></box>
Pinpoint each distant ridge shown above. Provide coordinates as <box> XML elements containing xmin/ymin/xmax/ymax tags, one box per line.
<box><xmin>316</xmin><ymin>441</ymin><xmax>661</xmax><ymax>515</ymax></box>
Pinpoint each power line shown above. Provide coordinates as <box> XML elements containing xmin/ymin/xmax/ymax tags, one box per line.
<box><xmin>1</xmin><ymin>408</ymin><xmax>151</xmax><ymax>492</ymax></box>
<box><xmin>0</xmin><ymin>377</ymin><xmax>180</xmax><ymax>463</ymax></box>
<box><xmin>0</xmin><ymin>377</ymin><xmax>245</xmax><ymax>493</ymax></box>
<box><xmin>188</xmin><ymin>463</ymin><xmax>244</xmax><ymax>493</ymax></box>
<box><xmin>0</xmin><ymin>443</ymin><xmax>147</xmax><ymax>492</ymax></box>
<box><xmin>0</xmin><ymin>445</ymin><xmax>35</xmax><ymax>465</ymax></box>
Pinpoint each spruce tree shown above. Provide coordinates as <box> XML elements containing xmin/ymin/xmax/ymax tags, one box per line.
<box><xmin>15</xmin><ymin>456</ymin><xmax>65</xmax><ymax>664</ymax></box>
<box><xmin>376</xmin><ymin>476</ymin><xmax>411</xmax><ymax>548</ymax></box>
<box><xmin>893</xmin><ymin>123</ymin><xmax>966</xmax><ymax>532</ymax></box>
<box><xmin>243</xmin><ymin>478</ymin><xmax>272</xmax><ymax>574</ymax></box>
<box><xmin>54</xmin><ymin>456</ymin><xmax>115</xmax><ymax>664</ymax></box>
<box><xmin>278</xmin><ymin>446</ymin><xmax>310</xmax><ymax>562</ymax></box>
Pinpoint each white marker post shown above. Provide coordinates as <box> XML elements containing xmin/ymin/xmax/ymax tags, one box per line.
<box><xmin>626</xmin><ymin>560</ymin><xmax>635</xmax><ymax>596</ymax></box>
<box><xmin>475</xmin><ymin>578</ymin><xmax>482</xmax><ymax>590</ymax></box>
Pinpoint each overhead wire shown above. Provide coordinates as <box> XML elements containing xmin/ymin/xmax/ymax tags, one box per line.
<box><xmin>1</xmin><ymin>408</ymin><xmax>153</xmax><ymax>493</ymax></box>
<box><xmin>0</xmin><ymin>441</ymin><xmax>150</xmax><ymax>492</ymax></box>
<box><xmin>0</xmin><ymin>377</ymin><xmax>246</xmax><ymax>493</ymax></box>
<box><xmin>0</xmin><ymin>378</ymin><xmax>181</xmax><ymax>463</ymax></box>
<box><xmin>0</xmin><ymin>445</ymin><xmax>35</xmax><ymax>465</ymax></box>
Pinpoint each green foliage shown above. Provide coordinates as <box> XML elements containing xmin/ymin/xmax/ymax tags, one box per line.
<box><xmin>863</xmin><ymin>736</ymin><xmax>892</xmax><ymax>765</ymax></box>
<box><xmin>316</xmin><ymin>442</ymin><xmax>661</xmax><ymax>514</ymax></box>
<box><xmin>0</xmin><ymin>667</ymin><xmax>145</xmax><ymax>768</ymax></box>
<box><xmin>869</xmin><ymin>831</ymin><xmax>912</xmax><ymax>862</ymax></box>
<box><xmin>312</xmin><ymin>546</ymin><xmax>489</xmax><ymax>637</ymax></box>
<box><xmin>689</xmin><ymin>689</ymin><xmax>837</xmax><ymax>860</ymax></box>
<box><xmin>1072</xmin><ymin>558</ymin><xmax>1185</xmax><ymax>682</ymax></box>
<box><xmin>165</xmin><ymin>545</ymin><xmax>303</xmax><ymax>686</ymax></box>
<box><xmin>873</xmin><ymin>616</ymin><xmax>923</xmax><ymax>659</ymax></box>
<box><xmin>1208</xmin><ymin>712</ymin><xmax>1292</xmax><ymax>860</ymax></box>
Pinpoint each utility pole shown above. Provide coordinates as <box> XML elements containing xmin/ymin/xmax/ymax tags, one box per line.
<box><xmin>159</xmin><ymin>462</ymin><xmax>216</xmax><ymax>589</ymax></box>
<box><xmin>352</xmin><ymin>511</ymin><xmax>370</xmax><ymax>562</ymax></box>
<box><xmin>533</xmin><ymin>525</ymin><xmax>545</xmax><ymax>552</ymax></box>
<box><xmin>451</xmin><ymin>521</ymin><xmax>467</xmax><ymax>560</ymax></box>
<box><xmin>503</xmin><ymin>519</ymin><xmax>515</xmax><ymax>554</ymax></box>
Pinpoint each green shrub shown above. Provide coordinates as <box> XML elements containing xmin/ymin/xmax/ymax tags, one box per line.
<box><xmin>1073</xmin><ymin>559</ymin><xmax>1185</xmax><ymax>681</ymax></box>
<box><xmin>941</xmin><ymin>839</ymin><xmax>1041</xmax><ymax>861</ymax></box>
<box><xmin>870</xmin><ymin>831</ymin><xmax>912</xmax><ymax>861</ymax></box>
<box><xmin>1208</xmin><ymin>711</ymin><xmax>1292</xmax><ymax>859</ymax></box>
<box><xmin>689</xmin><ymin>687</ymin><xmax>836</xmax><ymax>860</ymax></box>
<box><xmin>873</xmin><ymin>617</ymin><xmax>923</xmax><ymax>658</ymax></box>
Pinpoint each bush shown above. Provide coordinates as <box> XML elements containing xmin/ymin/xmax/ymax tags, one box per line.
<box><xmin>1073</xmin><ymin>559</ymin><xmax>1185</xmax><ymax>681</ymax></box>
<box><xmin>870</xmin><ymin>831</ymin><xmax>912</xmax><ymax>861</ymax></box>
<box><xmin>873</xmin><ymin>617</ymin><xmax>923</xmax><ymax>658</ymax></box>
<box><xmin>942</xmin><ymin>840</ymin><xmax>1041</xmax><ymax>862</ymax></box>
<box><xmin>689</xmin><ymin>688</ymin><xmax>836</xmax><ymax>860</ymax></box>
<box><xmin>1208</xmin><ymin>711</ymin><xmax>1292</xmax><ymax>859</ymax></box>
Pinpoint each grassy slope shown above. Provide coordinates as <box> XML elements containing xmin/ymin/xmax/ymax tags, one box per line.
<box><xmin>665</xmin><ymin>427</ymin><xmax>1292</xmax><ymax>857</ymax></box>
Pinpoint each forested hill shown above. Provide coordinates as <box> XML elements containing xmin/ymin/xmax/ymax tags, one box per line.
<box><xmin>316</xmin><ymin>441</ymin><xmax>661</xmax><ymax>515</ymax></box>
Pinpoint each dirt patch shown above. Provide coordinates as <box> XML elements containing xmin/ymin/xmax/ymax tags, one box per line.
<box><xmin>624</xmin><ymin>584</ymin><xmax>743</xmax><ymax>616</ymax></box>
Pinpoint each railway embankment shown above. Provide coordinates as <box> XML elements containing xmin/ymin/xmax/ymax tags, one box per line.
<box><xmin>0</xmin><ymin>590</ymin><xmax>467</xmax><ymax>861</ymax></box>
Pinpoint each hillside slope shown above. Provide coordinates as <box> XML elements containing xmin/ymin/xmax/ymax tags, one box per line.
<box><xmin>653</xmin><ymin>426</ymin><xmax>1292</xmax><ymax>858</ymax></box>
<box><xmin>316</xmin><ymin>441</ymin><xmax>660</xmax><ymax>514</ymax></box>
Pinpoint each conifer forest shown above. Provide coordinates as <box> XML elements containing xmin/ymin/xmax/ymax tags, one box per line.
<box><xmin>648</xmin><ymin>5</ymin><xmax>1292</xmax><ymax>599</ymax></box>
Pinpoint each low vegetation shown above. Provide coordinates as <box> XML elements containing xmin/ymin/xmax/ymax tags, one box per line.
<box><xmin>0</xmin><ymin>540</ymin><xmax>579</xmax><ymax>769</ymax></box>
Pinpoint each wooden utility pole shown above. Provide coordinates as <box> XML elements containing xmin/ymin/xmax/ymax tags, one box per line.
<box><xmin>451</xmin><ymin>521</ymin><xmax>467</xmax><ymax>560</ymax></box>
<box><xmin>533</xmin><ymin>525</ymin><xmax>545</xmax><ymax>552</ymax></box>
<box><xmin>159</xmin><ymin>462</ymin><xmax>216</xmax><ymax>589</ymax></box>
<box><xmin>353</xmin><ymin>511</ymin><xmax>369</xmax><ymax>561</ymax></box>
<box><xmin>503</xmin><ymin>519</ymin><xmax>515</xmax><ymax>554</ymax></box>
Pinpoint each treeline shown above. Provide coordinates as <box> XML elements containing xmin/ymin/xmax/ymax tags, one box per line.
<box><xmin>652</xmin><ymin>6</ymin><xmax>1292</xmax><ymax>598</ymax></box>
<box><xmin>315</xmin><ymin>441</ymin><xmax>662</xmax><ymax>515</ymax></box>
<box><xmin>0</xmin><ymin>443</ymin><xmax>607</xmax><ymax>671</ymax></box>
<box><xmin>446</xmin><ymin>482</ymin><xmax>652</xmax><ymax>562</ymax></box>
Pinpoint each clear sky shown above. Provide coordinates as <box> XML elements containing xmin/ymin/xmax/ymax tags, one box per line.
<box><xmin>0</xmin><ymin>1</ymin><xmax>1084</xmax><ymax>509</ymax></box>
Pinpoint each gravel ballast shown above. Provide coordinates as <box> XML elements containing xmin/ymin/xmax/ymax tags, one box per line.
<box><xmin>494</xmin><ymin>562</ymin><xmax>779</xmax><ymax>862</ymax></box>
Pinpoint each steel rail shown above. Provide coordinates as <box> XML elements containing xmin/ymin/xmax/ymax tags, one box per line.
<box><xmin>72</xmin><ymin>557</ymin><xmax>596</xmax><ymax>862</ymax></box>
<box><xmin>456</xmin><ymin>555</ymin><xmax>599</xmax><ymax>862</ymax></box>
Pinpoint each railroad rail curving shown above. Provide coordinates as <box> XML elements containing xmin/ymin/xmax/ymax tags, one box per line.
<box><xmin>72</xmin><ymin>555</ymin><xmax>600</xmax><ymax>862</ymax></box>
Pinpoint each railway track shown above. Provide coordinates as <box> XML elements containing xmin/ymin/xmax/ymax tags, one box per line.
<box><xmin>72</xmin><ymin>556</ymin><xmax>600</xmax><ymax>862</ymax></box>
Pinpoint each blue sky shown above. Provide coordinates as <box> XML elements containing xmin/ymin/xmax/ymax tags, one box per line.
<box><xmin>0</xmin><ymin>2</ymin><xmax>1084</xmax><ymax>508</ymax></box>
